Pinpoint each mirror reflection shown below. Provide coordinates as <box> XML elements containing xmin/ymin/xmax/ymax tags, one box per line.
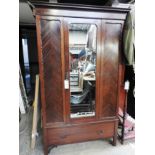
<box><xmin>69</xmin><ymin>23</ymin><xmax>97</xmax><ymax>118</ymax></box>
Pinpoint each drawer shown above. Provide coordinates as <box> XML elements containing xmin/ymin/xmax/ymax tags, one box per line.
<box><xmin>47</xmin><ymin>121</ymin><xmax>115</xmax><ymax>145</ymax></box>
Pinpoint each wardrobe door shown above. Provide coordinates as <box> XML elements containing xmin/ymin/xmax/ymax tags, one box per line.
<box><xmin>63</xmin><ymin>18</ymin><xmax>101</xmax><ymax>121</ymax></box>
<box><xmin>100</xmin><ymin>20</ymin><xmax>123</xmax><ymax>118</ymax></box>
<box><xmin>37</xmin><ymin>17</ymin><xmax>65</xmax><ymax>124</ymax></box>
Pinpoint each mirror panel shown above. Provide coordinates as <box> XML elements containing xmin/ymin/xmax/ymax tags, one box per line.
<box><xmin>69</xmin><ymin>23</ymin><xmax>97</xmax><ymax>118</ymax></box>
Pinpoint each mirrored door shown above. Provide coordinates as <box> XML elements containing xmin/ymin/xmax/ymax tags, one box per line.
<box><xmin>68</xmin><ymin>23</ymin><xmax>97</xmax><ymax>119</ymax></box>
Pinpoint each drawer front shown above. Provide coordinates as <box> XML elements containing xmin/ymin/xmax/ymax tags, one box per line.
<box><xmin>47</xmin><ymin>122</ymin><xmax>115</xmax><ymax>145</ymax></box>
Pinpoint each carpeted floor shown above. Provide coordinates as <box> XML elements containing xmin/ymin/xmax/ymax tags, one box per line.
<box><xmin>19</xmin><ymin>108</ymin><xmax>135</xmax><ymax>155</ymax></box>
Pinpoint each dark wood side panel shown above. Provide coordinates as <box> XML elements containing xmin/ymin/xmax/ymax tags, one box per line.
<box><xmin>100</xmin><ymin>21</ymin><xmax>122</xmax><ymax>118</ymax></box>
<box><xmin>40</xmin><ymin>19</ymin><xmax>64</xmax><ymax>123</ymax></box>
<box><xmin>118</xmin><ymin>64</ymin><xmax>125</xmax><ymax>111</ymax></box>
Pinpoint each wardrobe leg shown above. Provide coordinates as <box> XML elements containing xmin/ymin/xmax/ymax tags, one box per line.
<box><xmin>43</xmin><ymin>145</ymin><xmax>48</xmax><ymax>155</ymax></box>
<box><xmin>112</xmin><ymin>135</ymin><xmax>117</xmax><ymax>146</ymax></box>
<box><xmin>43</xmin><ymin>128</ymin><xmax>48</xmax><ymax>155</ymax></box>
<box><xmin>112</xmin><ymin>121</ymin><xmax>118</xmax><ymax>146</ymax></box>
<box><xmin>48</xmin><ymin>145</ymin><xmax>57</xmax><ymax>154</ymax></box>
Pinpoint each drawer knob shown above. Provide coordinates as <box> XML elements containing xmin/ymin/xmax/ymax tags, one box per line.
<box><xmin>60</xmin><ymin>134</ymin><xmax>68</xmax><ymax>139</ymax></box>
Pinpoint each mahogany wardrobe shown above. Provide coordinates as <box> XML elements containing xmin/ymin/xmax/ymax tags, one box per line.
<box><xmin>29</xmin><ymin>1</ymin><xmax>129</xmax><ymax>155</ymax></box>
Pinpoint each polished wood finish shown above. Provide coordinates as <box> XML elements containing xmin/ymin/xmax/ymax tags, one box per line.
<box><xmin>47</xmin><ymin>121</ymin><xmax>115</xmax><ymax>145</ymax></box>
<box><xmin>40</xmin><ymin>19</ymin><xmax>64</xmax><ymax>123</ymax></box>
<box><xmin>100</xmin><ymin>21</ymin><xmax>122</xmax><ymax>118</ymax></box>
<box><xmin>30</xmin><ymin>1</ymin><xmax>129</xmax><ymax>155</ymax></box>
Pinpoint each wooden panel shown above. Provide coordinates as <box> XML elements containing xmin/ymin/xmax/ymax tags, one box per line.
<box><xmin>40</xmin><ymin>19</ymin><xmax>64</xmax><ymax>123</ymax></box>
<box><xmin>31</xmin><ymin>75</ymin><xmax>39</xmax><ymax>149</ymax></box>
<box><xmin>35</xmin><ymin>8</ymin><xmax>127</xmax><ymax>20</ymax></box>
<box><xmin>100</xmin><ymin>21</ymin><xmax>122</xmax><ymax>118</ymax></box>
<box><xmin>62</xmin><ymin>20</ymin><xmax>70</xmax><ymax>123</ymax></box>
<box><xmin>31</xmin><ymin>2</ymin><xmax>129</xmax><ymax>20</ymax></box>
<box><xmin>118</xmin><ymin>64</ymin><xmax>126</xmax><ymax>111</ymax></box>
<box><xmin>47</xmin><ymin>121</ymin><xmax>114</xmax><ymax>145</ymax></box>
